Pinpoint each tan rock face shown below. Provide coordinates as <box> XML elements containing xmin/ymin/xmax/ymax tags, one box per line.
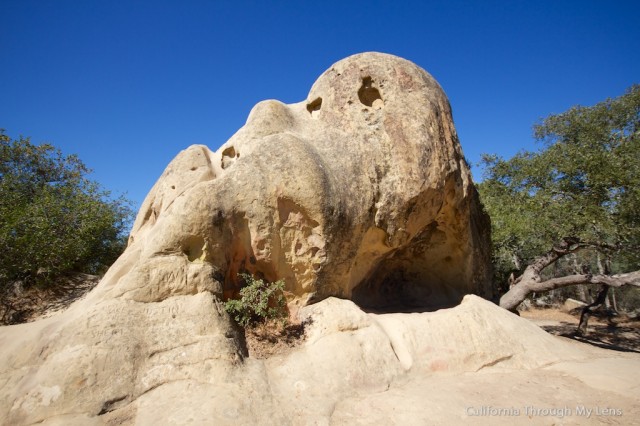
<box><xmin>1</xmin><ymin>54</ymin><xmax>639</xmax><ymax>426</ymax></box>
<box><xmin>125</xmin><ymin>51</ymin><xmax>493</xmax><ymax>311</ymax></box>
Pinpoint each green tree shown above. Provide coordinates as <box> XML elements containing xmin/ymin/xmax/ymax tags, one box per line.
<box><xmin>478</xmin><ymin>85</ymin><xmax>640</xmax><ymax>332</ymax></box>
<box><xmin>0</xmin><ymin>130</ymin><xmax>133</xmax><ymax>295</ymax></box>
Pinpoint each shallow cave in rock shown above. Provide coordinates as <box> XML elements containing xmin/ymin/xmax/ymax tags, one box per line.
<box><xmin>350</xmin><ymin>225</ymin><xmax>469</xmax><ymax>313</ymax></box>
<box><xmin>351</xmin><ymin>267</ymin><xmax>465</xmax><ymax>314</ymax></box>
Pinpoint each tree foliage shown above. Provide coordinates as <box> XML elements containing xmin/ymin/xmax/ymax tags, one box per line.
<box><xmin>478</xmin><ymin>85</ymin><xmax>640</xmax><ymax>312</ymax></box>
<box><xmin>0</xmin><ymin>131</ymin><xmax>133</xmax><ymax>291</ymax></box>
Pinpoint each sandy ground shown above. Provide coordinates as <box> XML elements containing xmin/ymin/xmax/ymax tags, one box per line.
<box><xmin>522</xmin><ymin>307</ymin><xmax>640</xmax><ymax>353</ymax></box>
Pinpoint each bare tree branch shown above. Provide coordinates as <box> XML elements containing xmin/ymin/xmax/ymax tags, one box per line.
<box><xmin>499</xmin><ymin>270</ymin><xmax>640</xmax><ymax>312</ymax></box>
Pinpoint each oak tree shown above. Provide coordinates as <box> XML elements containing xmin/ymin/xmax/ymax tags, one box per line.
<box><xmin>478</xmin><ymin>85</ymin><xmax>640</xmax><ymax>333</ymax></box>
<box><xmin>0</xmin><ymin>131</ymin><xmax>133</xmax><ymax>318</ymax></box>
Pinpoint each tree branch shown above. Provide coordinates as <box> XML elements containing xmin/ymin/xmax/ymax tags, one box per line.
<box><xmin>499</xmin><ymin>270</ymin><xmax>640</xmax><ymax>312</ymax></box>
<box><xmin>532</xmin><ymin>271</ymin><xmax>640</xmax><ymax>292</ymax></box>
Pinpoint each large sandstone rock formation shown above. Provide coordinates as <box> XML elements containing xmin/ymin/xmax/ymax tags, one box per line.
<box><xmin>123</xmin><ymin>51</ymin><xmax>493</xmax><ymax>312</ymax></box>
<box><xmin>2</xmin><ymin>53</ymin><xmax>638</xmax><ymax>425</ymax></box>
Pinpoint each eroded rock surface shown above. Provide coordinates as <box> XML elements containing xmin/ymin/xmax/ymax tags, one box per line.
<box><xmin>125</xmin><ymin>51</ymin><xmax>493</xmax><ymax>312</ymax></box>
<box><xmin>2</xmin><ymin>294</ymin><xmax>639</xmax><ymax>425</ymax></box>
<box><xmin>2</xmin><ymin>53</ymin><xmax>637</xmax><ymax>425</ymax></box>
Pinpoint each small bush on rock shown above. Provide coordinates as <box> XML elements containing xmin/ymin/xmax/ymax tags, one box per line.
<box><xmin>224</xmin><ymin>273</ymin><xmax>287</xmax><ymax>327</ymax></box>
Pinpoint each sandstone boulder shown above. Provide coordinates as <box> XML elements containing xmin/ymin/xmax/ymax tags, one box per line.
<box><xmin>5</xmin><ymin>53</ymin><xmax>633</xmax><ymax>426</ymax></box>
<box><xmin>0</xmin><ymin>52</ymin><xmax>498</xmax><ymax>424</ymax></box>
<box><xmin>121</xmin><ymin>51</ymin><xmax>492</xmax><ymax>312</ymax></box>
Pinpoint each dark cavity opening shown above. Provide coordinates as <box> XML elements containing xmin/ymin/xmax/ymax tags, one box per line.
<box><xmin>221</xmin><ymin>146</ymin><xmax>238</xmax><ymax>169</ymax></box>
<box><xmin>351</xmin><ymin>270</ymin><xmax>464</xmax><ymax>314</ymax></box>
<box><xmin>306</xmin><ymin>97</ymin><xmax>322</xmax><ymax>115</ymax></box>
<box><xmin>358</xmin><ymin>77</ymin><xmax>382</xmax><ymax>107</ymax></box>
<box><xmin>351</xmin><ymin>223</ymin><xmax>466</xmax><ymax>313</ymax></box>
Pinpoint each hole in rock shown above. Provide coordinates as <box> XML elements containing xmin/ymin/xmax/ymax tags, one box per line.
<box><xmin>182</xmin><ymin>235</ymin><xmax>205</xmax><ymax>262</ymax></box>
<box><xmin>222</xmin><ymin>146</ymin><xmax>236</xmax><ymax>158</ymax></box>
<box><xmin>306</xmin><ymin>97</ymin><xmax>322</xmax><ymax>117</ymax></box>
<box><xmin>350</xmin><ymin>223</ymin><xmax>466</xmax><ymax>313</ymax></box>
<box><xmin>221</xmin><ymin>146</ymin><xmax>238</xmax><ymax>170</ymax></box>
<box><xmin>358</xmin><ymin>77</ymin><xmax>382</xmax><ymax>107</ymax></box>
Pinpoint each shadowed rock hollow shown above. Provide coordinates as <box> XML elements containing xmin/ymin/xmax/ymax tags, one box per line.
<box><xmin>124</xmin><ymin>51</ymin><xmax>493</xmax><ymax>312</ymax></box>
<box><xmin>1</xmin><ymin>52</ymin><xmax>639</xmax><ymax>426</ymax></box>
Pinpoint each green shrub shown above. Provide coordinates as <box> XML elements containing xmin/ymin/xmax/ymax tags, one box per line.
<box><xmin>224</xmin><ymin>273</ymin><xmax>287</xmax><ymax>327</ymax></box>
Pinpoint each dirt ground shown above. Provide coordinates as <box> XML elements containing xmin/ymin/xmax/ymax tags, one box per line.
<box><xmin>244</xmin><ymin>319</ymin><xmax>309</xmax><ymax>358</ymax></box>
<box><xmin>521</xmin><ymin>306</ymin><xmax>640</xmax><ymax>353</ymax></box>
<box><xmin>1</xmin><ymin>274</ymin><xmax>100</xmax><ymax>325</ymax></box>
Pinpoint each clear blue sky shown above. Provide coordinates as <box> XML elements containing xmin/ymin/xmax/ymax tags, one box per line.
<box><xmin>2</xmin><ymin>1</ymin><xmax>639</xmax><ymax>211</ymax></box>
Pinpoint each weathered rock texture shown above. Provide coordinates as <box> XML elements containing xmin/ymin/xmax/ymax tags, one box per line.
<box><xmin>2</xmin><ymin>294</ymin><xmax>639</xmax><ymax>425</ymax></box>
<box><xmin>123</xmin><ymin>51</ymin><xmax>492</xmax><ymax>312</ymax></box>
<box><xmin>2</xmin><ymin>53</ymin><xmax>636</xmax><ymax>425</ymax></box>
